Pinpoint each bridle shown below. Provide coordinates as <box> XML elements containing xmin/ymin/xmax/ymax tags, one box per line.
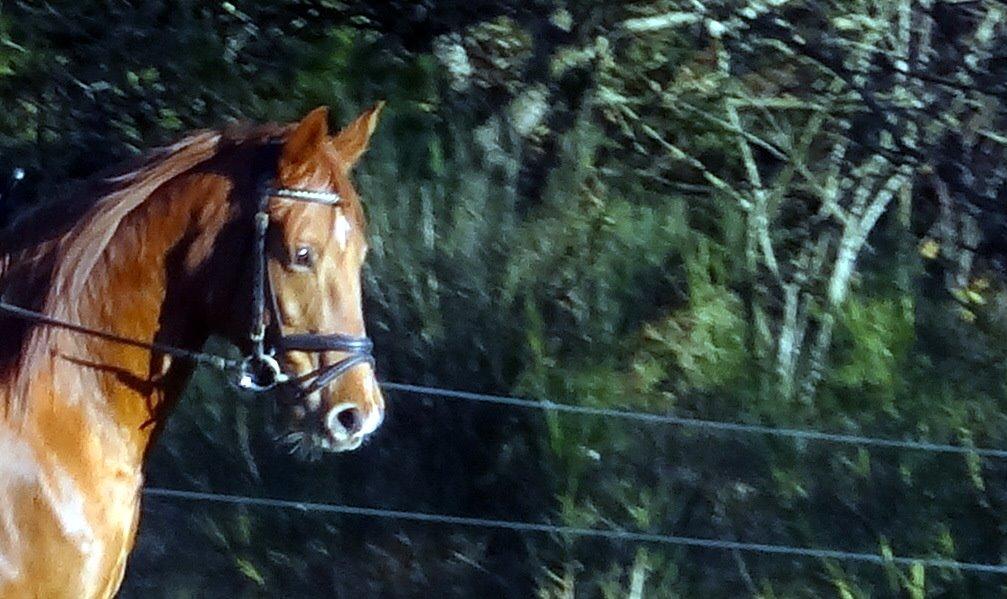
<box><xmin>0</xmin><ymin>182</ymin><xmax>375</xmax><ymax>399</ymax></box>
<box><xmin>236</xmin><ymin>183</ymin><xmax>374</xmax><ymax>394</ymax></box>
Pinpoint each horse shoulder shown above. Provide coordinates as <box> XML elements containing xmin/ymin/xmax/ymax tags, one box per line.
<box><xmin>0</xmin><ymin>422</ymin><xmax>142</xmax><ymax>598</ymax></box>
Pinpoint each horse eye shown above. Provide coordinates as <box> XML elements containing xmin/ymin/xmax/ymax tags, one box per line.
<box><xmin>292</xmin><ymin>245</ymin><xmax>316</xmax><ymax>269</ymax></box>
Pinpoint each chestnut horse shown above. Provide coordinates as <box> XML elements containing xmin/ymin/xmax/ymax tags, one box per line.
<box><xmin>0</xmin><ymin>105</ymin><xmax>385</xmax><ymax>598</ymax></box>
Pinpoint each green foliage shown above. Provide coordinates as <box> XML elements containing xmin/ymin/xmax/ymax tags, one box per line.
<box><xmin>829</xmin><ymin>297</ymin><xmax>914</xmax><ymax>391</ymax></box>
<box><xmin>637</xmin><ymin>242</ymin><xmax>748</xmax><ymax>393</ymax></box>
<box><xmin>3</xmin><ymin>0</ymin><xmax>1007</xmax><ymax>597</ymax></box>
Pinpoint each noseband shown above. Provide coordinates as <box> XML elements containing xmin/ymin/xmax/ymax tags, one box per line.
<box><xmin>0</xmin><ymin>182</ymin><xmax>375</xmax><ymax>399</ymax></box>
<box><xmin>235</xmin><ymin>184</ymin><xmax>375</xmax><ymax>394</ymax></box>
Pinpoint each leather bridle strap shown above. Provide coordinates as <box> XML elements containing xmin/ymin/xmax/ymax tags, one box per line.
<box><xmin>280</xmin><ymin>333</ymin><xmax>375</xmax><ymax>396</ymax></box>
<box><xmin>281</xmin><ymin>333</ymin><xmax>374</xmax><ymax>354</ymax></box>
<box><xmin>248</xmin><ymin>186</ymin><xmax>348</xmax><ymax>361</ymax></box>
<box><xmin>240</xmin><ymin>184</ymin><xmax>375</xmax><ymax>394</ymax></box>
<box><xmin>293</xmin><ymin>353</ymin><xmax>375</xmax><ymax>397</ymax></box>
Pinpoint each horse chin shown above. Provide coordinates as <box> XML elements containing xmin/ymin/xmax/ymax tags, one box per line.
<box><xmin>271</xmin><ymin>394</ymin><xmax>365</xmax><ymax>461</ymax></box>
<box><xmin>275</xmin><ymin>428</ymin><xmax>360</xmax><ymax>462</ymax></box>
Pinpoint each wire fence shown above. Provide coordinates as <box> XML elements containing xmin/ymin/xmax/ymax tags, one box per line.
<box><xmin>142</xmin><ymin>487</ymin><xmax>1007</xmax><ymax>576</ymax></box>
<box><xmin>142</xmin><ymin>381</ymin><xmax>1007</xmax><ymax>579</ymax></box>
<box><xmin>381</xmin><ymin>381</ymin><xmax>1007</xmax><ymax>459</ymax></box>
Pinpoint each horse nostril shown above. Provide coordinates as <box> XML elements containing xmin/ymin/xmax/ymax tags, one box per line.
<box><xmin>333</xmin><ymin>406</ymin><xmax>361</xmax><ymax>435</ymax></box>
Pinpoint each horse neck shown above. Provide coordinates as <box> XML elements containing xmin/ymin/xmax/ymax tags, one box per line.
<box><xmin>18</xmin><ymin>168</ymin><xmax>247</xmax><ymax>465</ymax></box>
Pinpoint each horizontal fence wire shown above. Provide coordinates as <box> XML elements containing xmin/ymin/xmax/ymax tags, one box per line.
<box><xmin>142</xmin><ymin>487</ymin><xmax>1007</xmax><ymax>575</ymax></box>
<box><xmin>381</xmin><ymin>382</ymin><xmax>1007</xmax><ymax>459</ymax></box>
<box><xmin>142</xmin><ymin>382</ymin><xmax>1007</xmax><ymax>577</ymax></box>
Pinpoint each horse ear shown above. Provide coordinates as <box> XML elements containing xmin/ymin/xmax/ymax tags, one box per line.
<box><xmin>331</xmin><ymin>101</ymin><xmax>384</xmax><ymax>169</ymax></box>
<box><xmin>281</xmin><ymin>106</ymin><xmax>330</xmax><ymax>166</ymax></box>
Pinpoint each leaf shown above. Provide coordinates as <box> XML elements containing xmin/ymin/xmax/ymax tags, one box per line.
<box><xmin>919</xmin><ymin>238</ymin><xmax>940</xmax><ymax>259</ymax></box>
<box><xmin>907</xmin><ymin>562</ymin><xmax>925</xmax><ymax>599</ymax></box>
<box><xmin>235</xmin><ymin>558</ymin><xmax>266</xmax><ymax>587</ymax></box>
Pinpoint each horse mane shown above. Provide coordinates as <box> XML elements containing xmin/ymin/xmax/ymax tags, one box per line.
<box><xmin>0</xmin><ymin>122</ymin><xmax>289</xmax><ymax>415</ymax></box>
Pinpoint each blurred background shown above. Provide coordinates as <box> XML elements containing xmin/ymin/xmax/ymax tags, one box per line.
<box><xmin>3</xmin><ymin>0</ymin><xmax>1007</xmax><ymax>596</ymax></box>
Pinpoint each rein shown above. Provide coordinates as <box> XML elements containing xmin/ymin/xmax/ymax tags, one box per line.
<box><xmin>0</xmin><ymin>183</ymin><xmax>374</xmax><ymax>398</ymax></box>
<box><xmin>0</xmin><ymin>300</ymin><xmax>237</xmax><ymax>371</ymax></box>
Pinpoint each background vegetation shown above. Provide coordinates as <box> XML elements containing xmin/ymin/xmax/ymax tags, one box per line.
<box><xmin>2</xmin><ymin>0</ymin><xmax>1007</xmax><ymax>596</ymax></box>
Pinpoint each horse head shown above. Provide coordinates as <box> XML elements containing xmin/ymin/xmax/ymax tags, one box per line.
<box><xmin>243</xmin><ymin>105</ymin><xmax>385</xmax><ymax>457</ymax></box>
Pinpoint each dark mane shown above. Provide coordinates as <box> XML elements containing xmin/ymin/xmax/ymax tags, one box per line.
<box><xmin>0</xmin><ymin>123</ymin><xmax>290</xmax><ymax>298</ymax></box>
<box><xmin>0</xmin><ymin>123</ymin><xmax>289</xmax><ymax>257</ymax></box>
